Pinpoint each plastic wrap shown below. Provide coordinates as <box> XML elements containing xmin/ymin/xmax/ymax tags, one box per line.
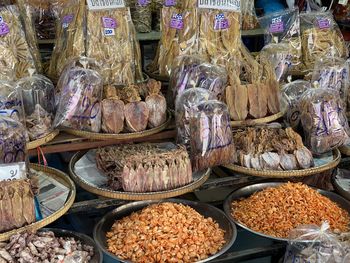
<box><xmin>300</xmin><ymin>11</ymin><xmax>349</xmax><ymax>72</ymax></box>
<box><xmin>17</xmin><ymin>74</ymin><xmax>55</xmax><ymax>140</ymax></box>
<box><xmin>189</xmin><ymin>100</ymin><xmax>236</xmax><ymax>172</ymax></box>
<box><xmin>300</xmin><ymin>88</ymin><xmax>350</xmax><ymax>154</ymax></box>
<box><xmin>241</xmin><ymin>0</ymin><xmax>259</xmax><ymax>30</ymax></box>
<box><xmin>0</xmin><ymin>80</ymin><xmax>22</xmax><ymax>121</ymax></box>
<box><xmin>175</xmin><ymin>88</ymin><xmax>213</xmax><ymax>149</ymax></box>
<box><xmin>168</xmin><ymin>55</ymin><xmax>227</xmax><ymax>110</ymax></box>
<box><xmin>48</xmin><ymin>0</ymin><xmax>85</xmax><ymax>81</ymax></box>
<box><xmin>259</xmin><ymin>8</ymin><xmax>302</xmax><ymax>70</ymax></box>
<box><xmin>129</xmin><ymin>0</ymin><xmax>152</xmax><ymax>33</ymax></box>
<box><xmin>259</xmin><ymin>43</ymin><xmax>293</xmax><ymax>82</ymax></box>
<box><xmin>311</xmin><ymin>56</ymin><xmax>349</xmax><ymax>108</ymax></box>
<box><xmin>54</xmin><ymin>68</ymin><xmax>103</xmax><ymax>132</ymax></box>
<box><xmin>282</xmin><ymin>80</ymin><xmax>311</xmax><ymax>129</ymax></box>
<box><xmin>284</xmin><ymin>223</ymin><xmax>346</xmax><ymax>263</ymax></box>
<box><xmin>0</xmin><ymin>5</ymin><xmax>39</xmax><ymax>80</ymax></box>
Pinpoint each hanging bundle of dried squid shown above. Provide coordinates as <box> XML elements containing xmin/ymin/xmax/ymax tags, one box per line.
<box><xmin>128</xmin><ymin>0</ymin><xmax>152</xmax><ymax>33</ymax></box>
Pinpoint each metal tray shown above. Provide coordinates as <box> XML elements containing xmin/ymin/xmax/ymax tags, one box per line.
<box><xmin>69</xmin><ymin>149</ymin><xmax>210</xmax><ymax>200</ymax></box>
<box><xmin>41</xmin><ymin>228</ymin><xmax>103</xmax><ymax>263</ymax></box>
<box><xmin>223</xmin><ymin>182</ymin><xmax>350</xmax><ymax>242</ymax></box>
<box><xmin>94</xmin><ymin>199</ymin><xmax>237</xmax><ymax>263</ymax></box>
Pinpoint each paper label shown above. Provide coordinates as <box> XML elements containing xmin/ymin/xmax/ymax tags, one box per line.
<box><xmin>214</xmin><ymin>13</ymin><xmax>229</xmax><ymax>30</ymax></box>
<box><xmin>170</xmin><ymin>13</ymin><xmax>184</xmax><ymax>30</ymax></box>
<box><xmin>102</xmin><ymin>17</ymin><xmax>117</xmax><ymax>28</ymax></box>
<box><xmin>104</xmin><ymin>28</ymin><xmax>115</xmax><ymax>36</ymax></box>
<box><xmin>164</xmin><ymin>0</ymin><xmax>176</xmax><ymax>6</ymax></box>
<box><xmin>87</xmin><ymin>0</ymin><xmax>125</xmax><ymax>10</ymax></box>
<box><xmin>317</xmin><ymin>18</ymin><xmax>330</xmax><ymax>29</ymax></box>
<box><xmin>0</xmin><ymin>162</ymin><xmax>26</xmax><ymax>181</ymax></box>
<box><xmin>339</xmin><ymin>0</ymin><xmax>348</xmax><ymax>6</ymax></box>
<box><xmin>269</xmin><ymin>16</ymin><xmax>284</xmax><ymax>33</ymax></box>
<box><xmin>198</xmin><ymin>0</ymin><xmax>240</xmax><ymax>11</ymax></box>
<box><xmin>62</xmin><ymin>14</ymin><xmax>74</xmax><ymax>29</ymax></box>
<box><xmin>0</xmin><ymin>16</ymin><xmax>9</xmax><ymax>36</ymax></box>
<box><xmin>138</xmin><ymin>0</ymin><xmax>150</xmax><ymax>6</ymax></box>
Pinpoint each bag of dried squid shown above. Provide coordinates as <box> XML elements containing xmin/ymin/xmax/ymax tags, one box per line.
<box><xmin>241</xmin><ymin>0</ymin><xmax>259</xmax><ymax>30</ymax></box>
<box><xmin>189</xmin><ymin>100</ymin><xmax>236</xmax><ymax>171</ymax></box>
<box><xmin>300</xmin><ymin>11</ymin><xmax>349</xmax><ymax>72</ymax></box>
<box><xmin>299</xmin><ymin>88</ymin><xmax>350</xmax><ymax>154</ymax></box>
<box><xmin>127</xmin><ymin>0</ymin><xmax>152</xmax><ymax>33</ymax></box>
<box><xmin>258</xmin><ymin>8</ymin><xmax>302</xmax><ymax>71</ymax></box>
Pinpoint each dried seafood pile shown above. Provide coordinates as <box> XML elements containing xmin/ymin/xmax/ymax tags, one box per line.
<box><xmin>96</xmin><ymin>143</ymin><xmax>192</xmax><ymax>192</ymax></box>
<box><xmin>0</xmin><ymin>5</ymin><xmax>39</xmax><ymax>80</ymax></box>
<box><xmin>0</xmin><ymin>180</ymin><xmax>35</xmax><ymax>233</ymax></box>
<box><xmin>0</xmin><ymin>231</ymin><xmax>94</xmax><ymax>262</ymax></box>
<box><xmin>106</xmin><ymin>202</ymin><xmax>226</xmax><ymax>263</ymax></box>
<box><xmin>102</xmin><ymin>79</ymin><xmax>167</xmax><ymax>133</ymax></box>
<box><xmin>233</xmin><ymin>127</ymin><xmax>314</xmax><ymax>171</ymax></box>
<box><xmin>231</xmin><ymin>182</ymin><xmax>350</xmax><ymax>238</ymax></box>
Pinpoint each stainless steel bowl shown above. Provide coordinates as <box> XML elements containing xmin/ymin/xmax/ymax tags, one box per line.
<box><xmin>93</xmin><ymin>199</ymin><xmax>237</xmax><ymax>263</ymax></box>
<box><xmin>223</xmin><ymin>182</ymin><xmax>350</xmax><ymax>242</ymax></box>
<box><xmin>41</xmin><ymin>228</ymin><xmax>103</xmax><ymax>263</ymax></box>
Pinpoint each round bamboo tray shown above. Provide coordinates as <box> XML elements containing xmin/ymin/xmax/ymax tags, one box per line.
<box><xmin>223</xmin><ymin>149</ymin><xmax>340</xmax><ymax>178</ymax></box>
<box><xmin>231</xmin><ymin>111</ymin><xmax>285</xmax><ymax>127</ymax></box>
<box><xmin>26</xmin><ymin>130</ymin><xmax>59</xmax><ymax>150</ymax></box>
<box><xmin>145</xmin><ymin>64</ymin><xmax>170</xmax><ymax>82</ymax></box>
<box><xmin>69</xmin><ymin>150</ymin><xmax>210</xmax><ymax>200</ymax></box>
<box><xmin>0</xmin><ymin>164</ymin><xmax>76</xmax><ymax>242</ymax></box>
<box><xmin>62</xmin><ymin>112</ymin><xmax>171</xmax><ymax>141</ymax></box>
<box><xmin>340</xmin><ymin>144</ymin><xmax>350</xmax><ymax>156</ymax></box>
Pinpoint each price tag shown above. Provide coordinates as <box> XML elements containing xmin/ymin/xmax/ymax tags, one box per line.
<box><xmin>198</xmin><ymin>0</ymin><xmax>241</xmax><ymax>11</ymax></box>
<box><xmin>214</xmin><ymin>13</ymin><xmax>229</xmax><ymax>30</ymax></box>
<box><xmin>164</xmin><ymin>0</ymin><xmax>176</xmax><ymax>6</ymax></box>
<box><xmin>0</xmin><ymin>16</ymin><xmax>9</xmax><ymax>36</ymax></box>
<box><xmin>104</xmin><ymin>28</ymin><xmax>115</xmax><ymax>36</ymax></box>
<box><xmin>339</xmin><ymin>0</ymin><xmax>348</xmax><ymax>6</ymax></box>
<box><xmin>269</xmin><ymin>16</ymin><xmax>284</xmax><ymax>33</ymax></box>
<box><xmin>317</xmin><ymin>18</ymin><xmax>330</xmax><ymax>29</ymax></box>
<box><xmin>138</xmin><ymin>0</ymin><xmax>150</xmax><ymax>6</ymax></box>
<box><xmin>0</xmin><ymin>162</ymin><xmax>26</xmax><ymax>181</ymax></box>
<box><xmin>102</xmin><ymin>17</ymin><xmax>117</xmax><ymax>28</ymax></box>
<box><xmin>62</xmin><ymin>14</ymin><xmax>74</xmax><ymax>29</ymax></box>
<box><xmin>170</xmin><ymin>13</ymin><xmax>184</xmax><ymax>30</ymax></box>
<box><xmin>87</xmin><ymin>0</ymin><xmax>125</xmax><ymax>10</ymax></box>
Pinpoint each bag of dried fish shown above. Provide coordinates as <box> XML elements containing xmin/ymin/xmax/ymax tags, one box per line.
<box><xmin>259</xmin><ymin>43</ymin><xmax>293</xmax><ymax>82</ymax></box>
<box><xmin>96</xmin><ymin>143</ymin><xmax>193</xmax><ymax>192</ymax></box>
<box><xmin>17</xmin><ymin>74</ymin><xmax>55</xmax><ymax>140</ymax></box>
<box><xmin>281</xmin><ymin>80</ymin><xmax>311</xmax><ymax>129</ymax></box>
<box><xmin>311</xmin><ymin>56</ymin><xmax>349</xmax><ymax>108</ymax></box>
<box><xmin>189</xmin><ymin>100</ymin><xmax>236</xmax><ymax>172</ymax></box>
<box><xmin>0</xmin><ymin>80</ymin><xmax>23</xmax><ymax>121</ymax></box>
<box><xmin>175</xmin><ymin>88</ymin><xmax>213</xmax><ymax>149</ymax></box>
<box><xmin>168</xmin><ymin>55</ymin><xmax>227</xmax><ymax>110</ymax></box>
<box><xmin>300</xmin><ymin>88</ymin><xmax>350</xmax><ymax>154</ymax></box>
<box><xmin>300</xmin><ymin>11</ymin><xmax>349</xmax><ymax>72</ymax></box>
<box><xmin>54</xmin><ymin>68</ymin><xmax>103</xmax><ymax>133</ymax></box>
<box><xmin>241</xmin><ymin>0</ymin><xmax>259</xmax><ymax>30</ymax></box>
<box><xmin>128</xmin><ymin>0</ymin><xmax>152</xmax><ymax>33</ymax></box>
<box><xmin>0</xmin><ymin>5</ymin><xmax>39</xmax><ymax>80</ymax></box>
<box><xmin>259</xmin><ymin>8</ymin><xmax>302</xmax><ymax>71</ymax></box>
<box><xmin>48</xmin><ymin>0</ymin><xmax>85</xmax><ymax>81</ymax></box>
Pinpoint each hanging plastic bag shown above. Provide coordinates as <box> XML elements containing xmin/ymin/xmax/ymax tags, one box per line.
<box><xmin>17</xmin><ymin>74</ymin><xmax>55</xmax><ymax>140</ymax></box>
<box><xmin>54</xmin><ymin>68</ymin><xmax>103</xmax><ymax>133</ymax></box>
<box><xmin>175</xmin><ymin>88</ymin><xmax>213</xmax><ymax>149</ymax></box>
<box><xmin>189</xmin><ymin>100</ymin><xmax>236</xmax><ymax>171</ymax></box>
<box><xmin>299</xmin><ymin>88</ymin><xmax>350</xmax><ymax>154</ymax></box>
<box><xmin>129</xmin><ymin>0</ymin><xmax>152</xmax><ymax>33</ymax></box>
<box><xmin>0</xmin><ymin>80</ymin><xmax>23</xmax><ymax>121</ymax></box>
<box><xmin>241</xmin><ymin>0</ymin><xmax>259</xmax><ymax>30</ymax></box>
<box><xmin>284</xmin><ymin>222</ymin><xmax>347</xmax><ymax>263</ymax></box>
<box><xmin>300</xmin><ymin>11</ymin><xmax>349</xmax><ymax>72</ymax></box>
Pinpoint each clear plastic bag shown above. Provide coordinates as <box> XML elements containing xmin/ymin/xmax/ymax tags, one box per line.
<box><xmin>129</xmin><ymin>0</ymin><xmax>152</xmax><ymax>33</ymax></box>
<box><xmin>241</xmin><ymin>0</ymin><xmax>259</xmax><ymax>30</ymax></box>
<box><xmin>54</xmin><ymin>68</ymin><xmax>103</xmax><ymax>133</ymax></box>
<box><xmin>299</xmin><ymin>88</ymin><xmax>350</xmax><ymax>154</ymax></box>
<box><xmin>284</xmin><ymin>222</ymin><xmax>347</xmax><ymax>263</ymax></box>
<box><xmin>311</xmin><ymin>56</ymin><xmax>349</xmax><ymax>108</ymax></box>
<box><xmin>175</xmin><ymin>88</ymin><xmax>213</xmax><ymax>149</ymax></box>
<box><xmin>259</xmin><ymin>43</ymin><xmax>293</xmax><ymax>82</ymax></box>
<box><xmin>189</xmin><ymin>100</ymin><xmax>236</xmax><ymax>171</ymax></box>
<box><xmin>281</xmin><ymin>80</ymin><xmax>311</xmax><ymax>129</ymax></box>
<box><xmin>17</xmin><ymin>74</ymin><xmax>55</xmax><ymax>140</ymax></box>
<box><xmin>259</xmin><ymin>8</ymin><xmax>302</xmax><ymax>70</ymax></box>
<box><xmin>168</xmin><ymin>55</ymin><xmax>227</xmax><ymax>110</ymax></box>
<box><xmin>0</xmin><ymin>80</ymin><xmax>23</xmax><ymax>121</ymax></box>
<box><xmin>300</xmin><ymin>11</ymin><xmax>349</xmax><ymax>72</ymax></box>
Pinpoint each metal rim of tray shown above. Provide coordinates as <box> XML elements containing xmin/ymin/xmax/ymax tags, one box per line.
<box><xmin>0</xmin><ymin>164</ymin><xmax>76</xmax><ymax>242</ymax></box>
<box><xmin>223</xmin><ymin>149</ymin><xmax>340</xmax><ymax>178</ymax></box>
<box><xmin>26</xmin><ymin>130</ymin><xmax>59</xmax><ymax>150</ymax></box>
<box><xmin>69</xmin><ymin>150</ymin><xmax>210</xmax><ymax>200</ymax></box>
<box><xmin>93</xmin><ymin>198</ymin><xmax>237</xmax><ymax>263</ymax></box>
<box><xmin>223</xmin><ymin>182</ymin><xmax>350</xmax><ymax>242</ymax></box>
<box><xmin>231</xmin><ymin>110</ymin><xmax>285</xmax><ymax>127</ymax></box>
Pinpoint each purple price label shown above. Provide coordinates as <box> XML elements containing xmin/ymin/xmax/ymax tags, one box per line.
<box><xmin>269</xmin><ymin>21</ymin><xmax>284</xmax><ymax>33</ymax></box>
<box><xmin>317</xmin><ymin>18</ymin><xmax>330</xmax><ymax>29</ymax></box>
<box><xmin>164</xmin><ymin>0</ymin><xmax>176</xmax><ymax>6</ymax></box>
<box><xmin>170</xmin><ymin>14</ymin><xmax>183</xmax><ymax>30</ymax></box>
<box><xmin>0</xmin><ymin>22</ymin><xmax>9</xmax><ymax>36</ymax></box>
<box><xmin>62</xmin><ymin>14</ymin><xmax>74</xmax><ymax>25</ymax></box>
<box><xmin>138</xmin><ymin>0</ymin><xmax>149</xmax><ymax>6</ymax></box>
<box><xmin>214</xmin><ymin>14</ymin><xmax>229</xmax><ymax>30</ymax></box>
<box><xmin>102</xmin><ymin>17</ymin><xmax>117</xmax><ymax>29</ymax></box>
